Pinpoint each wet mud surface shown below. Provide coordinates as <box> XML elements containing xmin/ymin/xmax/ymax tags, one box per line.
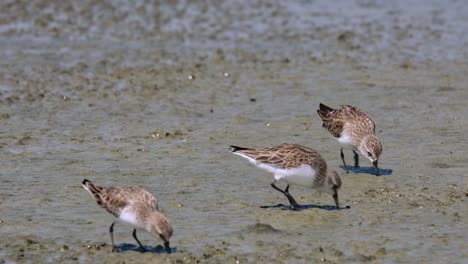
<box><xmin>0</xmin><ymin>0</ymin><xmax>467</xmax><ymax>263</ymax></box>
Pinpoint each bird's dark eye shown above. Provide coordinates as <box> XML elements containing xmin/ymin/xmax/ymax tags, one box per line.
<box><xmin>367</xmin><ymin>151</ymin><xmax>372</xmax><ymax>157</ymax></box>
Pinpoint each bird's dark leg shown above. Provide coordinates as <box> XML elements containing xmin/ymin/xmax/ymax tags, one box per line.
<box><xmin>109</xmin><ymin>222</ymin><xmax>119</xmax><ymax>252</ymax></box>
<box><xmin>271</xmin><ymin>183</ymin><xmax>300</xmax><ymax>210</ymax></box>
<box><xmin>353</xmin><ymin>150</ymin><xmax>359</xmax><ymax>168</ymax></box>
<box><xmin>341</xmin><ymin>149</ymin><xmax>349</xmax><ymax>173</ymax></box>
<box><xmin>333</xmin><ymin>187</ymin><xmax>340</xmax><ymax>209</ymax></box>
<box><xmin>164</xmin><ymin>241</ymin><xmax>171</xmax><ymax>254</ymax></box>
<box><xmin>283</xmin><ymin>185</ymin><xmax>299</xmax><ymax>209</ymax></box>
<box><xmin>132</xmin><ymin>229</ymin><xmax>147</xmax><ymax>252</ymax></box>
<box><xmin>373</xmin><ymin>160</ymin><xmax>380</xmax><ymax>176</ymax></box>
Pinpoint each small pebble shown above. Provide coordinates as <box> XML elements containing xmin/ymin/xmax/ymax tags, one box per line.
<box><xmin>223</xmin><ymin>72</ymin><xmax>229</xmax><ymax>77</ymax></box>
<box><xmin>188</xmin><ymin>75</ymin><xmax>195</xmax><ymax>80</ymax></box>
<box><xmin>266</xmin><ymin>123</ymin><xmax>270</xmax><ymax>127</ymax></box>
<box><xmin>250</xmin><ymin>98</ymin><xmax>256</xmax><ymax>102</ymax></box>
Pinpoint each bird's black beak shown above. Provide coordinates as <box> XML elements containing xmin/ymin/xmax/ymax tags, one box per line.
<box><xmin>373</xmin><ymin>160</ymin><xmax>379</xmax><ymax>176</ymax></box>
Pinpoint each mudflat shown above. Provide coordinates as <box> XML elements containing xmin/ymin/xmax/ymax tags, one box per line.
<box><xmin>0</xmin><ymin>1</ymin><xmax>467</xmax><ymax>263</ymax></box>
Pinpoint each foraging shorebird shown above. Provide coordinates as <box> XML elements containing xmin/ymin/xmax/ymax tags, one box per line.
<box><xmin>230</xmin><ymin>143</ymin><xmax>342</xmax><ymax>210</ymax></box>
<box><xmin>317</xmin><ymin>103</ymin><xmax>382</xmax><ymax>175</ymax></box>
<box><xmin>82</xmin><ymin>179</ymin><xmax>173</xmax><ymax>253</ymax></box>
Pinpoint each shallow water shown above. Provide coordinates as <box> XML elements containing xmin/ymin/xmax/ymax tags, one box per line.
<box><xmin>0</xmin><ymin>0</ymin><xmax>467</xmax><ymax>263</ymax></box>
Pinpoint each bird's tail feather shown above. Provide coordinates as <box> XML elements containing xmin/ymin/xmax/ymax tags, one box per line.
<box><xmin>230</xmin><ymin>145</ymin><xmax>250</xmax><ymax>152</ymax></box>
<box><xmin>82</xmin><ymin>179</ymin><xmax>104</xmax><ymax>203</ymax></box>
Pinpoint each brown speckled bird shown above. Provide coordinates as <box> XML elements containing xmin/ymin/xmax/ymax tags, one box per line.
<box><xmin>230</xmin><ymin>143</ymin><xmax>342</xmax><ymax>210</ymax></box>
<box><xmin>82</xmin><ymin>179</ymin><xmax>173</xmax><ymax>253</ymax></box>
<box><xmin>317</xmin><ymin>103</ymin><xmax>382</xmax><ymax>175</ymax></box>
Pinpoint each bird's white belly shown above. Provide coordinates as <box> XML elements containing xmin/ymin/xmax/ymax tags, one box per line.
<box><xmin>234</xmin><ymin>152</ymin><xmax>316</xmax><ymax>187</ymax></box>
<box><xmin>119</xmin><ymin>207</ymin><xmax>141</xmax><ymax>227</ymax></box>
<box><xmin>338</xmin><ymin>132</ymin><xmax>356</xmax><ymax>150</ymax></box>
<box><xmin>274</xmin><ymin>164</ymin><xmax>316</xmax><ymax>188</ymax></box>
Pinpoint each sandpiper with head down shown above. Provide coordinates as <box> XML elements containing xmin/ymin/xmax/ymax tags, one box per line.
<box><xmin>230</xmin><ymin>143</ymin><xmax>342</xmax><ymax>210</ymax></box>
<box><xmin>82</xmin><ymin>179</ymin><xmax>173</xmax><ymax>253</ymax></box>
<box><xmin>317</xmin><ymin>103</ymin><xmax>383</xmax><ymax>175</ymax></box>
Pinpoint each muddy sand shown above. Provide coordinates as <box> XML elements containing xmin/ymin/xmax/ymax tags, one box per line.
<box><xmin>0</xmin><ymin>1</ymin><xmax>467</xmax><ymax>263</ymax></box>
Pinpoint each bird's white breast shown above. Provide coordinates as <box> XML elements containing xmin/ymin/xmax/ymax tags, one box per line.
<box><xmin>119</xmin><ymin>206</ymin><xmax>140</xmax><ymax>227</ymax></box>
<box><xmin>337</xmin><ymin>131</ymin><xmax>356</xmax><ymax>150</ymax></box>
<box><xmin>234</xmin><ymin>152</ymin><xmax>316</xmax><ymax>187</ymax></box>
<box><xmin>274</xmin><ymin>164</ymin><xmax>316</xmax><ymax>188</ymax></box>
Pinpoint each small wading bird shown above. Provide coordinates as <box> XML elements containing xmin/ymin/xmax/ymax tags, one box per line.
<box><xmin>230</xmin><ymin>144</ymin><xmax>342</xmax><ymax>210</ymax></box>
<box><xmin>82</xmin><ymin>179</ymin><xmax>173</xmax><ymax>253</ymax></box>
<box><xmin>317</xmin><ymin>103</ymin><xmax>382</xmax><ymax>176</ymax></box>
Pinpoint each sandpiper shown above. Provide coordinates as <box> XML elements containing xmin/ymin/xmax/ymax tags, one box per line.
<box><xmin>317</xmin><ymin>103</ymin><xmax>382</xmax><ymax>175</ymax></box>
<box><xmin>230</xmin><ymin>143</ymin><xmax>342</xmax><ymax>210</ymax></box>
<box><xmin>82</xmin><ymin>179</ymin><xmax>173</xmax><ymax>253</ymax></box>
